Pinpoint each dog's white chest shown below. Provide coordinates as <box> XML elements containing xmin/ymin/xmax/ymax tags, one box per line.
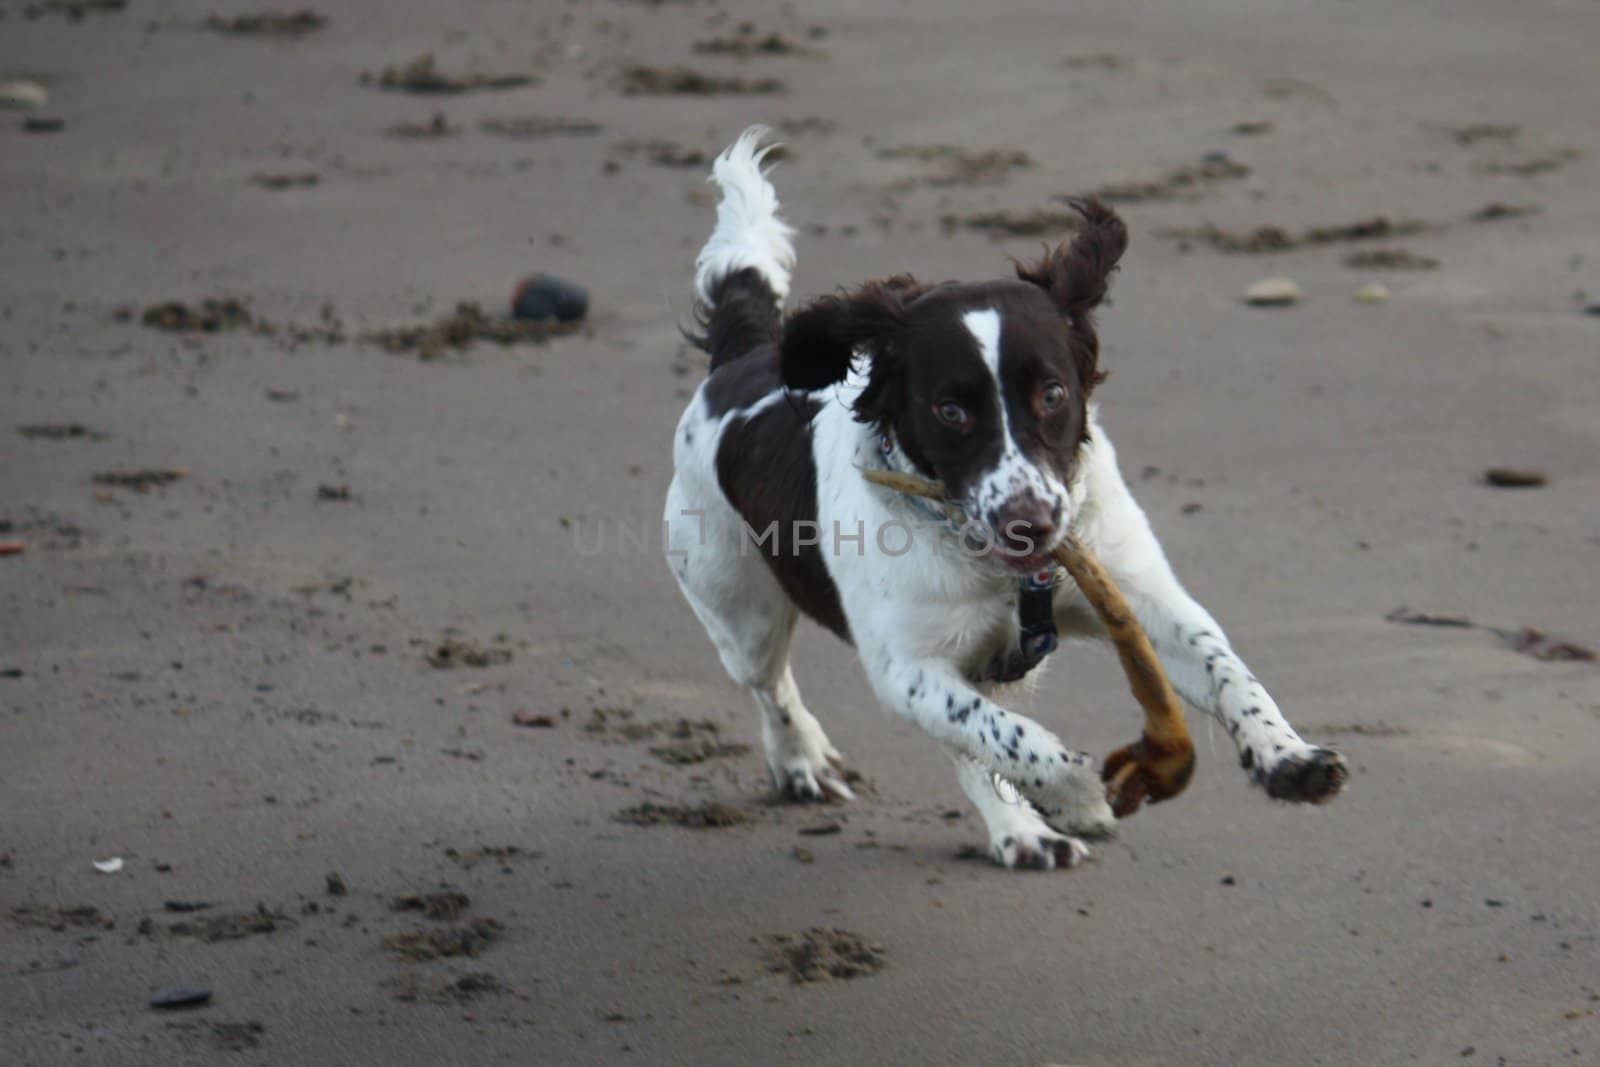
<box><xmin>925</xmin><ymin>587</ymin><xmax>1020</xmax><ymax>673</ymax></box>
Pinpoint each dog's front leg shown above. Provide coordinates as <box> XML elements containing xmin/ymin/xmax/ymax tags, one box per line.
<box><xmin>860</xmin><ymin>647</ymin><xmax>1116</xmax><ymax>837</ymax></box>
<box><xmin>1130</xmin><ymin>588</ymin><xmax>1346</xmax><ymax>801</ymax></box>
<box><xmin>1078</xmin><ymin>439</ymin><xmax>1348</xmax><ymax>803</ymax></box>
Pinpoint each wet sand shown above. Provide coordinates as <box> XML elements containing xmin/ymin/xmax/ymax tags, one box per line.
<box><xmin>3</xmin><ymin>1</ymin><xmax>1598</xmax><ymax>1064</ymax></box>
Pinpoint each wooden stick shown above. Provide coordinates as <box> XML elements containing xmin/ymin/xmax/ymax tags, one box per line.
<box><xmin>862</xmin><ymin>467</ymin><xmax>1195</xmax><ymax>817</ymax></box>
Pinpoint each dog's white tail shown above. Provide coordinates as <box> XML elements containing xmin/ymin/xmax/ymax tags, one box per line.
<box><xmin>694</xmin><ymin>126</ymin><xmax>796</xmax><ymax>307</ymax></box>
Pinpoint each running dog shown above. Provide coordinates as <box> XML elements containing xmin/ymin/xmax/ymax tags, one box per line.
<box><xmin>663</xmin><ymin>128</ymin><xmax>1346</xmax><ymax>870</ymax></box>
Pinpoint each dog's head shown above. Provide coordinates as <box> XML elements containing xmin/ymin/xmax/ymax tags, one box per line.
<box><xmin>779</xmin><ymin>199</ymin><xmax>1128</xmax><ymax>569</ymax></box>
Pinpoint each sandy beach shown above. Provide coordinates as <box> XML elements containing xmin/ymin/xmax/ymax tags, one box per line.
<box><xmin>3</xmin><ymin>1</ymin><xmax>1598</xmax><ymax>1064</ymax></box>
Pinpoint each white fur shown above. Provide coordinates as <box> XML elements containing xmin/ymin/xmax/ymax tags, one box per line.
<box><xmin>953</xmin><ymin>754</ymin><xmax>1089</xmax><ymax>870</ymax></box>
<box><xmin>966</xmin><ymin>309</ymin><xmax>1003</xmax><ymax>378</ymax></box>
<box><xmin>693</xmin><ymin>126</ymin><xmax>796</xmax><ymax>306</ymax></box>
<box><xmin>665</xmin><ymin>135</ymin><xmax>1344</xmax><ymax>870</ymax></box>
<box><xmin>810</xmin><ymin>371</ymin><xmax>1116</xmax><ymax>837</ymax></box>
<box><xmin>960</xmin><ymin>308</ymin><xmax>1071</xmax><ymax>542</ymax></box>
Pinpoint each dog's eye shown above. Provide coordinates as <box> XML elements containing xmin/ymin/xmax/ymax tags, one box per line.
<box><xmin>934</xmin><ymin>401</ymin><xmax>971</xmax><ymax>429</ymax></box>
<box><xmin>1037</xmin><ymin>382</ymin><xmax>1068</xmax><ymax>414</ymax></box>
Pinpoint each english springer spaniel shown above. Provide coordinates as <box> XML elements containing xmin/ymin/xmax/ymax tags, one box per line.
<box><xmin>664</xmin><ymin>128</ymin><xmax>1346</xmax><ymax>870</ymax></box>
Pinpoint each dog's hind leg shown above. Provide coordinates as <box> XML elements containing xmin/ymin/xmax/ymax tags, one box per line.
<box><xmin>754</xmin><ymin>664</ymin><xmax>855</xmax><ymax>803</ymax></box>
<box><xmin>665</xmin><ymin>482</ymin><xmax>854</xmax><ymax>803</ymax></box>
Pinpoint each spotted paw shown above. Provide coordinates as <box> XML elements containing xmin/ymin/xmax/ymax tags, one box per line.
<box><xmin>1264</xmin><ymin>746</ymin><xmax>1348</xmax><ymax>803</ymax></box>
<box><xmin>968</xmin><ymin>775</ymin><xmax>1093</xmax><ymax>870</ymax></box>
<box><xmin>992</xmin><ymin>827</ymin><xmax>1091</xmax><ymax>871</ymax></box>
<box><xmin>1049</xmin><ymin>795</ymin><xmax>1117</xmax><ymax>839</ymax></box>
<box><xmin>1021</xmin><ymin>760</ymin><xmax>1118</xmax><ymax>839</ymax></box>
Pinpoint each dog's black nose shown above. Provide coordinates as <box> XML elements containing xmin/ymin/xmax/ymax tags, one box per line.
<box><xmin>995</xmin><ymin>499</ymin><xmax>1055</xmax><ymax>557</ymax></box>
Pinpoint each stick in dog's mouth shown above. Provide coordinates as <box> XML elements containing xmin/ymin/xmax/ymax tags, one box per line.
<box><xmin>860</xmin><ymin>467</ymin><xmax>1197</xmax><ymax>818</ymax></box>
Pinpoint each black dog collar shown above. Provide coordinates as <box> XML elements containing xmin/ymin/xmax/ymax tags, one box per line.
<box><xmin>985</xmin><ymin>566</ymin><xmax>1061</xmax><ymax>683</ymax></box>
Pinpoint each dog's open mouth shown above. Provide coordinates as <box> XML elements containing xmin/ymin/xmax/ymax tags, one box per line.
<box><xmin>977</xmin><ymin>524</ymin><xmax>1064</xmax><ymax>572</ymax></box>
<box><xmin>989</xmin><ymin>545</ymin><xmax>1057</xmax><ymax>572</ymax></box>
<box><xmin>950</xmin><ymin>508</ymin><xmax>1066</xmax><ymax>573</ymax></box>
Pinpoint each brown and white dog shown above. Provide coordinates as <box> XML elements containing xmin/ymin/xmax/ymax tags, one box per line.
<box><xmin>664</xmin><ymin>129</ymin><xmax>1345</xmax><ymax>870</ymax></box>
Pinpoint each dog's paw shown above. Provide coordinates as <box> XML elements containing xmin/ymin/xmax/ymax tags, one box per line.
<box><xmin>991</xmin><ymin>826</ymin><xmax>1091</xmax><ymax>871</ymax></box>
<box><xmin>764</xmin><ymin>714</ymin><xmax>855</xmax><ymax>803</ymax></box>
<box><xmin>967</xmin><ymin>775</ymin><xmax>1091</xmax><ymax>870</ymax></box>
<box><xmin>776</xmin><ymin>748</ymin><xmax>856</xmax><ymax>803</ymax></box>
<box><xmin>1048</xmin><ymin>794</ymin><xmax>1117</xmax><ymax>839</ymax></box>
<box><xmin>1263</xmin><ymin>746</ymin><xmax>1348</xmax><ymax>803</ymax></box>
<box><xmin>1022</xmin><ymin>761</ymin><xmax>1118</xmax><ymax>839</ymax></box>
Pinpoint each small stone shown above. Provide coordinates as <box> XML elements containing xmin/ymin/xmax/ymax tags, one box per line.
<box><xmin>1344</xmin><ymin>248</ymin><xmax>1438</xmax><ymax>271</ymax></box>
<box><xmin>390</xmin><ymin>889</ymin><xmax>471</xmax><ymax>920</ymax></box>
<box><xmin>1220</xmin><ymin>875</ymin><xmax>1237</xmax><ymax>886</ymax></box>
<box><xmin>1243</xmin><ymin>277</ymin><xmax>1301</xmax><ymax>306</ymax></box>
<box><xmin>324</xmin><ymin>871</ymin><xmax>348</xmax><ymax>897</ymax></box>
<box><xmin>1483</xmin><ymin>468</ymin><xmax>1546</xmax><ymax>488</ymax></box>
<box><xmin>150</xmin><ymin>986</ymin><xmax>212</xmax><ymax>1010</ymax></box>
<box><xmin>1470</xmin><ymin>201</ymin><xmax>1540</xmax><ymax>222</ymax></box>
<box><xmin>22</xmin><ymin>116</ymin><xmax>66</xmax><ymax>134</ymax></box>
<box><xmin>511</xmin><ymin>274</ymin><xmax>588</xmax><ymax>323</ymax></box>
<box><xmin>1584</xmin><ymin>303</ymin><xmax>1600</xmax><ymax>317</ymax></box>
<box><xmin>1354</xmin><ymin>283</ymin><xmax>1390</xmax><ymax>304</ymax></box>
<box><xmin>0</xmin><ymin>80</ymin><xmax>48</xmax><ymax>111</ymax></box>
<box><xmin>162</xmin><ymin>900</ymin><xmax>214</xmax><ymax>913</ymax></box>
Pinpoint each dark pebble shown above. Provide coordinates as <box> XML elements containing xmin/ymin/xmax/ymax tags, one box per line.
<box><xmin>149</xmin><ymin>986</ymin><xmax>212</xmax><ymax>1010</ymax></box>
<box><xmin>162</xmin><ymin>900</ymin><xmax>214</xmax><ymax>913</ymax></box>
<box><xmin>1483</xmin><ymin>467</ymin><xmax>1546</xmax><ymax>488</ymax></box>
<box><xmin>1220</xmin><ymin>875</ymin><xmax>1237</xmax><ymax>886</ymax></box>
<box><xmin>512</xmin><ymin>274</ymin><xmax>588</xmax><ymax>323</ymax></box>
<box><xmin>23</xmin><ymin>117</ymin><xmax>66</xmax><ymax>134</ymax></box>
<box><xmin>325</xmin><ymin>871</ymin><xmax>347</xmax><ymax>896</ymax></box>
<box><xmin>1585</xmin><ymin>303</ymin><xmax>1600</xmax><ymax>317</ymax></box>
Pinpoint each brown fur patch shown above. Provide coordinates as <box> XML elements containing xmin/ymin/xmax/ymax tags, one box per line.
<box><xmin>1013</xmin><ymin>198</ymin><xmax>1129</xmax><ymax>397</ymax></box>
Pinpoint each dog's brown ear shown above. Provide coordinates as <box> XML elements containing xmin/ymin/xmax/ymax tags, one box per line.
<box><xmin>1016</xmin><ymin>198</ymin><xmax>1128</xmax><ymax>317</ymax></box>
<box><xmin>1015</xmin><ymin>198</ymin><xmax>1128</xmax><ymax>389</ymax></box>
<box><xmin>778</xmin><ymin>278</ymin><xmax>915</xmax><ymax>391</ymax></box>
